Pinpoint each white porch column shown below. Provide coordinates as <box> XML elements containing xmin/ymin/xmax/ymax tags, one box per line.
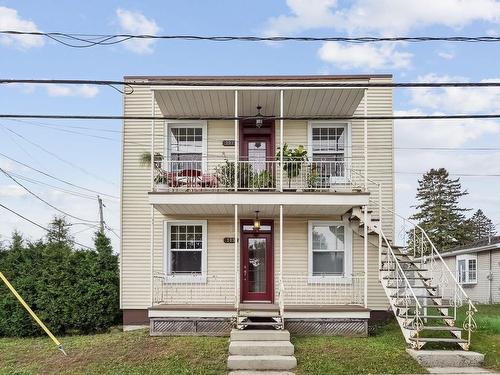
<box><xmin>279</xmin><ymin>204</ymin><xmax>283</xmax><ymax>280</ymax></box>
<box><xmin>364</xmin><ymin>205</ymin><xmax>368</xmax><ymax>308</ymax></box>
<box><xmin>363</xmin><ymin>88</ymin><xmax>368</xmax><ymax>190</ymax></box>
<box><xmin>234</xmin><ymin>204</ymin><xmax>239</xmax><ymax>310</ymax></box>
<box><xmin>234</xmin><ymin>90</ymin><xmax>239</xmax><ymax>191</ymax></box>
<box><xmin>150</xmin><ymin>91</ymin><xmax>155</xmax><ymax>306</ymax></box>
<box><xmin>279</xmin><ymin>90</ymin><xmax>284</xmax><ymax>192</ymax></box>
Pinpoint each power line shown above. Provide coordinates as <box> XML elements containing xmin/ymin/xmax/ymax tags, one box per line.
<box><xmin>0</xmin><ymin>167</ymin><xmax>99</xmax><ymax>223</ymax></box>
<box><xmin>0</xmin><ymin>203</ymin><xmax>94</xmax><ymax>250</ymax></box>
<box><xmin>3</xmin><ymin>78</ymin><xmax>500</xmax><ymax>88</ymax></box>
<box><xmin>2</xmin><ymin>126</ymin><xmax>118</xmax><ymax>187</ymax></box>
<box><xmin>1</xmin><ymin>30</ymin><xmax>500</xmax><ymax>47</ymax></box>
<box><xmin>0</xmin><ymin>152</ymin><xmax>119</xmax><ymax>200</ymax></box>
<box><xmin>1</xmin><ymin>113</ymin><xmax>500</xmax><ymax>121</ymax></box>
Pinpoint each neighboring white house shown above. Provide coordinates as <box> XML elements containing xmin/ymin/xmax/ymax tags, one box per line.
<box><xmin>429</xmin><ymin>236</ymin><xmax>500</xmax><ymax>304</ymax></box>
<box><xmin>120</xmin><ymin>75</ymin><xmax>477</xmax><ymax>350</ymax></box>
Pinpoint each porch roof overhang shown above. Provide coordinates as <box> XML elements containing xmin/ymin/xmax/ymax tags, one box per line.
<box><xmin>148</xmin><ymin>191</ymin><xmax>369</xmax><ymax>216</ymax></box>
<box><xmin>151</xmin><ymin>84</ymin><xmax>366</xmax><ymax>118</ymax></box>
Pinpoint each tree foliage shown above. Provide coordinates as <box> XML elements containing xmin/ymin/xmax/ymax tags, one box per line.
<box><xmin>465</xmin><ymin>209</ymin><xmax>497</xmax><ymax>241</ymax></box>
<box><xmin>0</xmin><ymin>217</ymin><xmax>120</xmax><ymax>337</ymax></box>
<box><xmin>410</xmin><ymin>168</ymin><xmax>470</xmax><ymax>251</ymax></box>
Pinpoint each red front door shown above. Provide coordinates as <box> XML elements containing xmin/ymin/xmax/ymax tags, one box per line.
<box><xmin>240</xmin><ymin>220</ymin><xmax>274</xmax><ymax>302</ymax></box>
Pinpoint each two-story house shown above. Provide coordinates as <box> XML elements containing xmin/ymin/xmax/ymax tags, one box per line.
<box><xmin>120</xmin><ymin>75</ymin><xmax>476</xmax><ymax>351</ymax></box>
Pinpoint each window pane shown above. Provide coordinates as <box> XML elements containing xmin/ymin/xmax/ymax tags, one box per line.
<box><xmin>458</xmin><ymin>260</ymin><xmax>466</xmax><ymax>283</ymax></box>
<box><xmin>468</xmin><ymin>259</ymin><xmax>477</xmax><ymax>282</ymax></box>
<box><xmin>312</xmin><ymin>225</ymin><xmax>344</xmax><ymax>251</ymax></box>
<box><xmin>170</xmin><ymin>251</ymin><xmax>202</xmax><ymax>273</ymax></box>
<box><xmin>313</xmin><ymin>251</ymin><xmax>344</xmax><ymax>275</ymax></box>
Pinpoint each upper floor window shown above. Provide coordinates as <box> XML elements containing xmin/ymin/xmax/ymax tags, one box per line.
<box><xmin>308</xmin><ymin>122</ymin><xmax>350</xmax><ymax>185</ymax></box>
<box><xmin>308</xmin><ymin>221</ymin><xmax>352</xmax><ymax>282</ymax></box>
<box><xmin>457</xmin><ymin>254</ymin><xmax>477</xmax><ymax>284</ymax></box>
<box><xmin>166</xmin><ymin>121</ymin><xmax>207</xmax><ymax>172</ymax></box>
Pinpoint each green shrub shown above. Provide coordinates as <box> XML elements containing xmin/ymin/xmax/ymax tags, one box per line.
<box><xmin>0</xmin><ymin>218</ymin><xmax>120</xmax><ymax>337</ymax></box>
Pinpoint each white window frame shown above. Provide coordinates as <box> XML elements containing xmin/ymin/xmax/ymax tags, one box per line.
<box><xmin>456</xmin><ymin>254</ymin><xmax>477</xmax><ymax>285</ymax></box>
<box><xmin>307</xmin><ymin>121</ymin><xmax>352</xmax><ymax>184</ymax></box>
<box><xmin>163</xmin><ymin>220</ymin><xmax>208</xmax><ymax>284</ymax></box>
<box><xmin>164</xmin><ymin>120</ymin><xmax>208</xmax><ymax>172</ymax></box>
<box><xmin>307</xmin><ymin>220</ymin><xmax>353</xmax><ymax>283</ymax></box>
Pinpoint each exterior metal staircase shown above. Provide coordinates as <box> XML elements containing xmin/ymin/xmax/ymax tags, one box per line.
<box><xmin>345</xmin><ymin>206</ymin><xmax>477</xmax><ymax>350</ymax></box>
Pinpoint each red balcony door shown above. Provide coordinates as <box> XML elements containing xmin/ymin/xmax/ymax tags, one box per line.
<box><xmin>240</xmin><ymin>220</ymin><xmax>274</xmax><ymax>303</ymax></box>
<box><xmin>240</xmin><ymin>119</ymin><xmax>275</xmax><ymax>166</ymax></box>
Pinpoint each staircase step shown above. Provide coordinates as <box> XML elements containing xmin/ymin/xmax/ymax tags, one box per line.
<box><xmin>230</xmin><ymin>329</ymin><xmax>290</xmax><ymax>341</ymax></box>
<box><xmin>419</xmin><ymin>326</ymin><xmax>464</xmax><ymax>331</ymax></box>
<box><xmin>238</xmin><ymin>322</ymin><xmax>282</xmax><ymax>327</ymax></box>
<box><xmin>395</xmin><ymin>303</ymin><xmax>454</xmax><ymax>308</ymax></box>
<box><xmin>408</xmin><ymin>337</ymin><xmax>468</xmax><ymax>344</ymax></box>
<box><xmin>391</xmin><ymin>294</ymin><xmax>442</xmax><ymax>299</ymax></box>
<box><xmin>400</xmin><ymin>315</ymin><xmax>454</xmax><ymax>320</ymax></box>
<box><xmin>386</xmin><ymin>285</ymin><xmax>436</xmax><ymax>289</ymax></box>
<box><xmin>227</xmin><ymin>355</ymin><xmax>297</xmax><ymax>371</ymax></box>
<box><xmin>229</xmin><ymin>341</ymin><xmax>294</xmax><ymax>356</ymax></box>
<box><xmin>239</xmin><ymin>310</ymin><xmax>280</xmax><ymax>317</ymax></box>
<box><xmin>382</xmin><ymin>260</ymin><xmax>419</xmax><ymax>264</ymax></box>
<box><xmin>384</xmin><ymin>276</ymin><xmax>430</xmax><ymax>280</ymax></box>
<box><xmin>380</xmin><ymin>268</ymin><xmax>428</xmax><ymax>272</ymax></box>
<box><xmin>239</xmin><ymin>303</ymin><xmax>279</xmax><ymax>311</ymax></box>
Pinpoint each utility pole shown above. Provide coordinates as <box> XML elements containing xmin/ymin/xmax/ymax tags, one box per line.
<box><xmin>97</xmin><ymin>195</ymin><xmax>105</xmax><ymax>234</ymax></box>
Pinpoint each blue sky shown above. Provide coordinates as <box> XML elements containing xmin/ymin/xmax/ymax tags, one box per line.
<box><xmin>1</xmin><ymin>0</ymin><xmax>499</xmax><ymax>249</ymax></box>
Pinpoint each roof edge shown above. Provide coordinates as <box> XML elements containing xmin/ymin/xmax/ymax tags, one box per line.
<box><xmin>123</xmin><ymin>74</ymin><xmax>393</xmax><ymax>81</ymax></box>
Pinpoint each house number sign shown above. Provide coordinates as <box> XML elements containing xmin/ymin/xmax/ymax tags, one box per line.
<box><xmin>224</xmin><ymin>237</ymin><xmax>235</xmax><ymax>243</ymax></box>
<box><xmin>222</xmin><ymin>140</ymin><xmax>235</xmax><ymax>146</ymax></box>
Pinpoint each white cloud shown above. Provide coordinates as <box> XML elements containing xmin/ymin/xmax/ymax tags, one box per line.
<box><xmin>0</xmin><ymin>6</ymin><xmax>44</xmax><ymax>49</ymax></box>
<box><xmin>437</xmin><ymin>51</ymin><xmax>455</xmax><ymax>60</ymax></box>
<box><xmin>318</xmin><ymin>42</ymin><xmax>412</xmax><ymax>70</ymax></box>
<box><xmin>396</xmin><ymin>109</ymin><xmax>500</xmax><ymax>148</ymax></box>
<box><xmin>116</xmin><ymin>9</ymin><xmax>160</xmax><ymax>54</ymax></box>
<box><xmin>46</xmin><ymin>84</ymin><xmax>99</xmax><ymax>98</ymax></box>
<box><xmin>0</xmin><ymin>184</ymin><xmax>27</xmax><ymax>198</ymax></box>
<box><xmin>10</xmin><ymin>83</ymin><xmax>99</xmax><ymax>98</ymax></box>
<box><xmin>264</xmin><ymin>0</ymin><xmax>500</xmax><ymax>36</ymax></box>
<box><xmin>409</xmin><ymin>74</ymin><xmax>500</xmax><ymax>113</ymax></box>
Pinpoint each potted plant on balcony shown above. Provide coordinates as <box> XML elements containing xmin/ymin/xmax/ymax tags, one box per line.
<box><xmin>215</xmin><ymin>159</ymin><xmax>253</xmax><ymax>190</ymax></box>
<box><xmin>305</xmin><ymin>164</ymin><xmax>320</xmax><ymax>192</ymax></box>
<box><xmin>139</xmin><ymin>151</ymin><xmax>169</xmax><ymax>191</ymax></box>
<box><xmin>252</xmin><ymin>169</ymin><xmax>276</xmax><ymax>191</ymax></box>
<box><xmin>276</xmin><ymin>144</ymin><xmax>308</xmax><ymax>191</ymax></box>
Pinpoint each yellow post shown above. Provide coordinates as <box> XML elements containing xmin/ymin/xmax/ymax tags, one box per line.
<box><xmin>0</xmin><ymin>271</ymin><xmax>66</xmax><ymax>355</ymax></box>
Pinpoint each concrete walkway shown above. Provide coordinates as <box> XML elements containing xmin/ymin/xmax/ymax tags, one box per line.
<box><xmin>426</xmin><ymin>368</ymin><xmax>499</xmax><ymax>374</ymax></box>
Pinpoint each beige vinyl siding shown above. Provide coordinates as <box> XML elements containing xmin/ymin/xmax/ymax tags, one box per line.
<box><xmin>122</xmin><ymin>78</ymin><xmax>393</xmax><ymax>310</ymax></box>
<box><xmin>436</xmin><ymin>250</ymin><xmax>500</xmax><ymax>304</ymax></box>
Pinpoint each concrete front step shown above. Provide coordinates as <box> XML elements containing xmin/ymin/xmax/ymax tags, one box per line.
<box><xmin>406</xmin><ymin>349</ymin><xmax>484</xmax><ymax>368</ymax></box>
<box><xmin>230</xmin><ymin>329</ymin><xmax>290</xmax><ymax>341</ymax></box>
<box><xmin>229</xmin><ymin>371</ymin><xmax>296</xmax><ymax>375</ymax></box>
<box><xmin>229</xmin><ymin>341</ymin><xmax>294</xmax><ymax>356</ymax></box>
<box><xmin>227</xmin><ymin>355</ymin><xmax>297</xmax><ymax>370</ymax></box>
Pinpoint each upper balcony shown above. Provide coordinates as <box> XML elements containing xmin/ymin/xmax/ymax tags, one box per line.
<box><xmin>152</xmin><ymin>158</ymin><xmax>365</xmax><ymax>193</ymax></box>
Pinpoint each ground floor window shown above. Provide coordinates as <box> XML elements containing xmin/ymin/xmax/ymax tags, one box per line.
<box><xmin>164</xmin><ymin>220</ymin><xmax>207</xmax><ymax>282</ymax></box>
<box><xmin>308</xmin><ymin>221</ymin><xmax>352</xmax><ymax>282</ymax></box>
<box><xmin>457</xmin><ymin>254</ymin><xmax>477</xmax><ymax>284</ymax></box>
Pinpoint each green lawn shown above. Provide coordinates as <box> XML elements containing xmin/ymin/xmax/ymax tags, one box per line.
<box><xmin>0</xmin><ymin>305</ymin><xmax>498</xmax><ymax>375</ymax></box>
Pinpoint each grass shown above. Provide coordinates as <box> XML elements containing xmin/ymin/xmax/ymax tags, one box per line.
<box><xmin>293</xmin><ymin>321</ymin><xmax>427</xmax><ymax>375</ymax></box>
<box><xmin>0</xmin><ymin>329</ymin><xmax>229</xmax><ymax>375</ymax></box>
<box><xmin>0</xmin><ymin>305</ymin><xmax>498</xmax><ymax>375</ymax></box>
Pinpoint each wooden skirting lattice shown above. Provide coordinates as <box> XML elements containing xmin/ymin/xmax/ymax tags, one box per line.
<box><xmin>150</xmin><ymin>317</ymin><xmax>368</xmax><ymax>336</ymax></box>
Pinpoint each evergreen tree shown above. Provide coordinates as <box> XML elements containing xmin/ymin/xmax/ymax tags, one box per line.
<box><xmin>465</xmin><ymin>209</ymin><xmax>497</xmax><ymax>241</ymax></box>
<box><xmin>410</xmin><ymin>168</ymin><xmax>470</xmax><ymax>251</ymax></box>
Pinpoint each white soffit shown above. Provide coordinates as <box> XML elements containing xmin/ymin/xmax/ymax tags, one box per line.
<box><xmin>154</xmin><ymin>88</ymin><xmax>365</xmax><ymax>118</ymax></box>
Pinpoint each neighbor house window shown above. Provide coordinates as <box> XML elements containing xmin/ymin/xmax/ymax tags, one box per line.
<box><xmin>457</xmin><ymin>254</ymin><xmax>477</xmax><ymax>284</ymax></box>
<box><xmin>166</xmin><ymin>122</ymin><xmax>207</xmax><ymax>172</ymax></box>
<box><xmin>308</xmin><ymin>122</ymin><xmax>349</xmax><ymax>185</ymax></box>
<box><xmin>165</xmin><ymin>221</ymin><xmax>207</xmax><ymax>282</ymax></box>
<box><xmin>308</xmin><ymin>221</ymin><xmax>352</xmax><ymax>282</ymax></box>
